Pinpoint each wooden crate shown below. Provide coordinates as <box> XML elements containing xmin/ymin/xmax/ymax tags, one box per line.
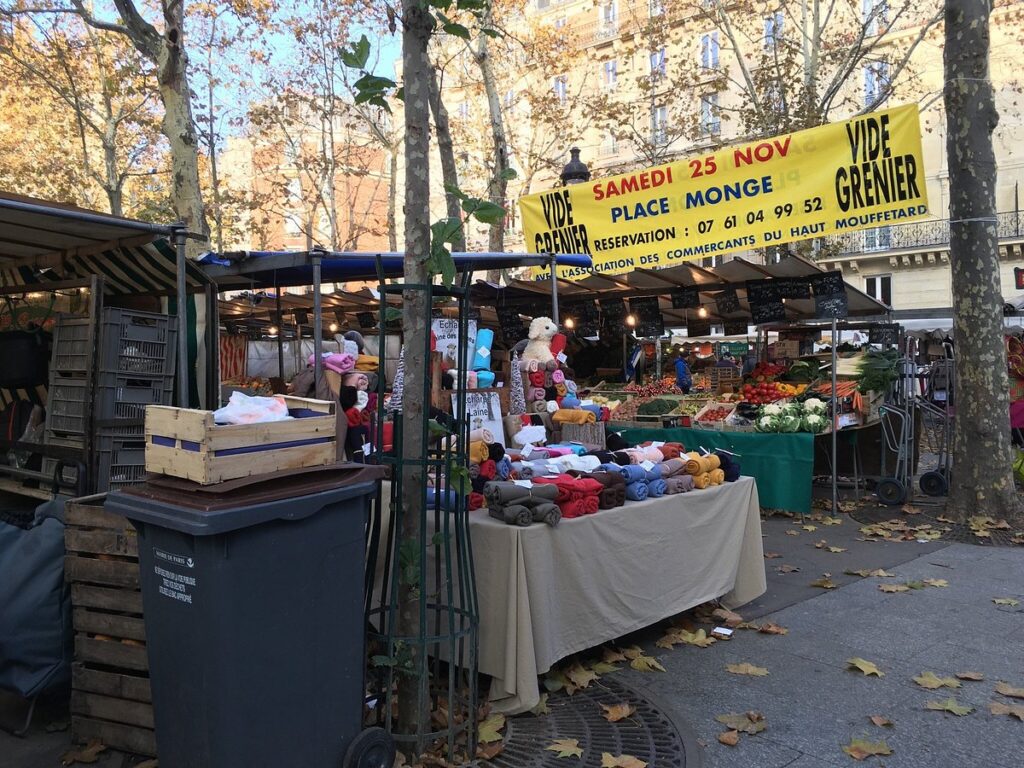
<box><xmin>561</xmin><ymin>421</ymin><xmax>606</xmax><ymax>447</ymax></box>
<box><xmin>145</xmin><ymin>395</ymin><xmax>337</xmax><ymax>485</ymax></box>
<box><xmin>66</xmin><ymin>494</ymin><xmax>156</xmax><ymax>757</ymax></box>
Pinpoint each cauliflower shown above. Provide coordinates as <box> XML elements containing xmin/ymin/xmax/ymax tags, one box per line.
<box><xmin>756</xmin><ymin>416</ymin><xmax>777</xmax><ymax>433</ymax></box>
<box><xmin>763</xmin><ymin>403</ymin><xmax>784</xmax><ymax>417</ymax></box>
<box><xmin>802</xmin><ymin>413</ymin><xmax>827</xmax><ymax>433</ymax></box>
<box><xmin>803</xmin><ymin>398</ymin><xmax>826</xmax><ymax>414</ymax></box>
<box><xmin>778</xmin><ymin>413</ymin><xmax>803</xmax><ymax>432</ymax></box>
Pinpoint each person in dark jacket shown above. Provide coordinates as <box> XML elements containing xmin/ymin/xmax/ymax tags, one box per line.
<box><xmin>674</xmin><ymin>351</ymin><xmax>692</xmax><ymax>394</ymax></box>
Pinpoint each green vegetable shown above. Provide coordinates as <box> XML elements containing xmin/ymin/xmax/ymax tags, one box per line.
<box><xmin>857</xmin><ymin>350</ymin><xmax>900</xmax><ymax>393</ymax></box>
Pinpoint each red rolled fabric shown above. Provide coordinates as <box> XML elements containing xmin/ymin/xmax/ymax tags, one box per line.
<box><xmin>346</xmin><ymin>407</ymin><xmax>363</xmax><ymax>427</ymax></box>
<box><xmin>478</xmin><ymin>460</ymin><xmax>497</xmax><ymax>480</ymax></box>
<box><xmin>529</xmin><ymin>371</ymin><xmax>546</xmax><ymax>387</ymax></box>
<box><xmin>468</xmin><ymin>492</ymin><xmax>485</xmax><ymax>511</ymax></box>
<box><xmin>581</xmin><ymin>495</ymin><xmax>600</xmax><ymax>514</ymax></box>
<box><xmin>560</xmin><ymin>499</ymin><xmax>589</xmax><ymax>518</ymax></box>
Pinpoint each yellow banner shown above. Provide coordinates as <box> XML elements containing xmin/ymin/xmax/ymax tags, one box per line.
<box><xmin>520</xmin><ymin>104</ymin><xmax>928</xmax><ymax>279</ymax></box>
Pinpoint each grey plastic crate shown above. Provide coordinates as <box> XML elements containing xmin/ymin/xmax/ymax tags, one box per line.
<box><xmin>50</xmin><ymin>316</ymin><xmax>91</xmax><ymax>375</ymax></box>
<box><xmin>96</xmin><ymin>434</ymin><xmax>147</xmax><ymax>492</ymax></box>
<box><xmin>99</xmin><ymin>308</ymin><xmax>177</xmax><ymax>377</ymax></box>
<box><xmin>46</xmin><ymin>373</ymin><xmax>171</xmax><ymax>437</ymax></box>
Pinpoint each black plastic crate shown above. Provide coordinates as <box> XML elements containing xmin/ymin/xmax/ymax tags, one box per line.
<box><xmin>96</xmin><ymin>434</ymin><xmax>147</xmax><ymax>492</ymax></box>
<box><xmin>99</xmin><ymin>308</ymin><xmax>177</xmax><ymax>377</ymax></box>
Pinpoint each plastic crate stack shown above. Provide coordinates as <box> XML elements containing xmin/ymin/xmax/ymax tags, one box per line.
<box><xmin>46</xmin><ymin>309</ymin><xmax>177</xmax><ymax>492</ymax></box>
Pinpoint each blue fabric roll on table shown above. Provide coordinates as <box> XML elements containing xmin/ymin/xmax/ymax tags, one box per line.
<box><xmin>472</xmin><ymin>328</ymin><xmax>495</xmax><ymax>371</ymax></box>
<box><xmin>625</xmin><ymin>481</ymin><xmax>649</xmax><ymax>501</ymax></box>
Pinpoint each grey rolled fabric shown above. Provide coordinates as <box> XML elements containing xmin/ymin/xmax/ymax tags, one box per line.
<box><xmin>665</xmin><ymin>475</ymin><xmax>695</xmax><ymax>493</ymax></box>
<box><xmin>489</xmin><ymin>504</ymin><xmax>532</xmax><ymax>526</ymax></box>
<box><xmin>659</xmin><ymin>458</ymin><xmax>687</xmax><ymax>478</ymax></box>
<box><xmin>529</xmin><ymin>400</ymin><xmax>548</xmax><ymax>414</ymax></box>
<box><xmin>512</xmin><ymin>461</ymin><xmax>533</xmax><ymax>479</ymax></box>
<box><xmin>483</xmin><ymin>481</ymin><xmax>560</xmax><ymax>507</ymax></box>
<box><xmin>531</xmin><ymin>502</ymin><xmax>561</xmax><ymax>527</ymax></box>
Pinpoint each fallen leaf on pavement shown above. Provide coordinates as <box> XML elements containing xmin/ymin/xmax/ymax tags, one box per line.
<box><xmin>715</xmin><ymin>711</ymin><xmax>766</xmax><ymax>734</ymax></box>
<box><xmin>657</xmin><ymin>627</ymin><xmax>715</xmax><ymax>649</ymax></box>
<box><xmin>717</xmin><ymin>730</ymin><xmax>740</xmax><ymax>746</ymax></box>
<box><xmin>869</xmin><ymin>715</ymin><xmax>893</xmax><ymax>728</ymax></box>
<box><xmin>764</xmin><ymin>551</ymin><xmax>782</xmax><ymax>559</ymax></box>
<box><xmin>827</xmin><ymin>546</ymin><xmax>847</xmax><ymax>553</ymax></box>
<box><xmin>565</xmin><ymin>663</ymin><xmax>599</xmax><ymax>693</ymax></box>
<box><xmin>785</xmin><ymin>529</ymin><xmax>800</xmax><ymax>536</ymax></box>
<box><xmin>879</xmin><ymin>584</ymin><xmax>910</xmax><ymax>593</ymax></box>
<box><xmin>847</xmin><ymin>658</ymin><xmax>884</xmax><ymax>677</ymax></box>
<box><xmin>993</xmin><ymin>597</ymin><xmax>1020</xmax><ymax>606</ymax></box>
<box><xmin>478</xmin><ymin>741</ymin><xmax>506</xmax><ymax>760</ymax></box>
<box><xmin>923</xmin><ymin>578</ymin><xmax>948</xmax><ymax>587</ymax></box>
<box><xmin>777</xmin><ymin>564</ymin><xmax>800</xmax><ymax>573</ymax></box>
<box><xmin>590</xmin><ymin>661</ymin><xmax>620</xmax><ymax>675</ymax></box>
<box><xmin>603</xmin><ymin>647</ymin><xmax>627</xmax><ymax>663</ymax></box>
<box><xmin>478</xmin><ymin>713</ymin><xmax>506</xmax><ymax>743</ymax></box>
<box><xmin>547</xmin><ymin>739</ymin><xmax>583</xmax><ymax>758</ymax></box>
<box><xmin>926</xmin><ymin>698</ymin><xmax>974</xmax><ymax>716</ymax></box>
<box><xmin>601</xmin><ymin>702</ymin><xmax>636</xmax><ymax>722</ymax></box>
<box><xmin>530</xmin><ymin>693</ymin><xmax>551</xmax><ymax>716</ymax></box>
<box><xmin>61</xmin><ymin>741</ymin><xmax>106</xmax><ymax>766</ymax></box>
<box><xmin>995</xmin><ymin>682</ymin><xmax>1024</xmax><ymax>699</ymax></box>
<box><xmin>955</xmin><ymin>672</ymin><xmax>985</xmax><ymax>681</ymax></box>
<box><xmin>726</xmin><ymin>662</ymin><xmax>769</xmax><ymax>676</ymax></box>
<box><xmin>757</xmin><ymin>622</ymin><xmax>789</xmax><ymax>635</ymax></box>
<box><xmin>905</xmin><ymin>580</ymin><xmax>927</xmax><ymax>590</ymax></box>
<box><xmin>814</xmin><ymin>539</ymin><xmax>828</xmax><ymax>548</ymax></box>
<box><xmin>802</xmin><ymin>525</ymin><xmax>818</xmax><ymax>532</ymax></box>
<box><xmin>822</xmin><ymin>516</ymin><xmax>843</xmax><ymax>526</ymax></box>
<box><xmin>629</xmin><ymin>653</ymin><xmax>666</xmax><ymax>673</ymax></box>
<box><xmin>913</xmin><ymin>671</ymin><xmax>961</xmax><ymax>690</ymax></box>
<box><xmin>711</xmin><ymin>607</ymin><xmax>744</xmax><ymax>627</ymax></box>
<box><xmin>544</xmin><ymin>670</ymin><xmax>568</xmax><ymax>692</ymax></box>
<box><xmin>842</xmin><ymin>737</ymin><xmax>892</xmax><ymax>760</ymax></box>
<box><xmin>810</xmin><ymin>574</ymin><xmax>836</xmax><ymax>589</ymax></box>
<box><xmin>937</xmin><ymin>514</ymin><xmax>955</xmax><ymax>523</ymax></box>
<box><xmin>990</xmin><ymin>701</ymin><xmax>1024</xmax><ymax>721</ymax></box>
<box><xmin>600</xmin><ymin>753</ymin><xmax>646</xmax><ymax>768</ymax></box>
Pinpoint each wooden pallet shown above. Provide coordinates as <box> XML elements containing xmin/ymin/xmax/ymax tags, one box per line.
<box><xmin>65</xmin><ymin>494</ymin><xmax>156</xmax><ymax>757</ymax></box>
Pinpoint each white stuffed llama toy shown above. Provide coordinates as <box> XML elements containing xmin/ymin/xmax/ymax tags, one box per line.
<box><xmin>522</xmin><ymin>316</ymin><xmax>557</xmax><ymax>365</ymax></box>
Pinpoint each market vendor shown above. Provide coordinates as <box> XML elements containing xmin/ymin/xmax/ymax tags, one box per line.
<box><xmin>674</xmin><ymin>351</ymin><xmax>692</xmax><ymax>394</ymax></box>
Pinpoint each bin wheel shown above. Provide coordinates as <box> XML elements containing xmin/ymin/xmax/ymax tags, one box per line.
<box><xmin>876</xmin><ymin>478</ymin><xmax>906</xmax><ymax>506</ymax></box>
<box><xmin>343</xmin><ymin>727</ymin><xmax>395</xmax><ymax>768</ymax></box>
<box><xmin>919</xmin><ymin>470</ymin><xmax>948</xmax><ymax>497</ymax></box>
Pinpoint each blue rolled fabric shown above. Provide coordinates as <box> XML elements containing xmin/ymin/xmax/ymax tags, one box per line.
<box><xmin>715</xmin><ymin>450</ymin><xmax>742</xmax><ymax>482</ymax></box>
<box><xmin>598</xmin><ymin>462</ymin><xmax>622</xmax><ymax>474</ymax></box>
<box><xmin>644</xmin><ymin>467</ymin><xmax>663</xmax><ymax>482</ymax></box>
<box><xmin>648</xmin><ymin>478</ymin><xmax>667</xmax><ymax>497</ymax></box>
<box><xmin>625</xmin><ymin>481</ymin><xmax>649</xmax><ymax>501</ymax></box>
<box><xmin>426</xmin><ymin>487</ymin><xmax>459</xmax><ymax>510</ymax></box>
<box><xmin>619</xmin><ymin>465</ymin><xmax>647</xmax><ymax>484</ymax></box>
<box><xmin>476</xmin><ymin>370</ymin><xmax>496</xmax><ymax>387</ymax></box>
<box><xmin>582</xmin><ymin>404</ymin><xmax>603</xmax><ymax>420</ymax></box>
<box><xmin>561</xmin><ymin>395</ymin><xmax>581</xmax><ymax>409</ymax></box>
<box><xmin>497</xmin><ymin>455</ymin><xmax>512</xmax><ymax>479</ymax></box>
<box><xmin>472</xmin><ymin>328</ymin><xmax>495</xmax><ymax>371</ymax></box>
<box><xmin>549</xmin><ymin>443</ymin><xmax>586</xmax><ymax>456</ymax></box>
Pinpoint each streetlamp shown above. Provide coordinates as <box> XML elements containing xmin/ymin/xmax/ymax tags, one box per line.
<box><xmin>560</xmin><ymin>147</ymin><xmax>591</xmax><ymax>185</ymax></box>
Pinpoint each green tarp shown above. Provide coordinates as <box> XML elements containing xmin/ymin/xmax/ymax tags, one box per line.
<box><xmin>612</xmin><ymin>426</ymin><xmax>814</xmax><ymax>514</ymax></box>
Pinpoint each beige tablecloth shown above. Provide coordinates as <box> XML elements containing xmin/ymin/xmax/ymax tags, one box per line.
<box><xmin>473</xmin><ymin>476</ymin><xmax>766</xmax><ymax>714</ymax></box>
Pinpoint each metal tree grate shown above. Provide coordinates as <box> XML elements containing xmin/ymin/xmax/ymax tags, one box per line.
<box><xmin>850</xmin><ymin>504</ymin><xmax>1024</xmax><ymax>547</ymax></box>
<box><xmin>483</xmin><ymin>677</ymin><xmax>693</xmax><ymax>768</ymax></box>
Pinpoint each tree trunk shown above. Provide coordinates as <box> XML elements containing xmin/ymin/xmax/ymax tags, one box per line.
<box><xmin>397</xmin><ymin>0</ymin><xmax>432</xmax><ymax>749</ymax></box>
<box><xmin>475</xmin><ymin>8</ymin><xmax>510</xmax><ymax>280</ymax></box>
<box><xmin>101</xmin><ymin>126</ymin><xmax>123</xmax><ymax>217</ymax></box>
<box><xmin>944</xmin><ymin>0</ymin><xmax>1022</xmax><ymax>523</ymax></box>
<box><xmin>428</xmin><ymin>67</ymin><xmax>465</xmax><ymax>252</ymax></box>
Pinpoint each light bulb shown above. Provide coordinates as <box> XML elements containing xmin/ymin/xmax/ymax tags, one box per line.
<box><xmin>329</xmin><ymin>322</ymin><xmax>338</xmax><ymax>333</ymax></box>
<box><xmin>564</xmin><ymin>317</ymin><xmax>575</xmax><ymax>330</ymax></box>
<box><xmin>698</xmin><ymin>307</ymin><xmax>708</xmax><ymax>318</ymax></box>
<box><xmin>625</xmin><ymin>314</ymin><xmax>637</xmax><ymax>327</ymax></box>
<box><xmin>268</xmin><ymin>325</ymin><xmax>278</xmax><ymax>336</ymax></box>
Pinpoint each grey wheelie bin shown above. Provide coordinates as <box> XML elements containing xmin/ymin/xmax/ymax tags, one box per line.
<box><xmin>105</xmin><ymin>464</ymin><xmax>392</xmax><ymax>768</ymax></box>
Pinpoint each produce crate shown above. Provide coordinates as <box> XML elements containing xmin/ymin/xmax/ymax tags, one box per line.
<box><xmin>47</xmin><ymin>374</ymin><xmax>171</xmax><ymax>438</ymax></box>
<box><xmin>65</xmin><ymin>495</ymin><xmax>156</xmax><ymax>758</ymax></box>
<box><xmin>51</xmin><ymin>316</ymin><xmax>92</xmax><ymax>376</ymax></box>
<box><xmin>692</xmin><ymin>401</ymin><xmax>736</xmax><ymax>431</ymax></box>
<box><xmin>96</xmin><ymin>434</ymin><xmax>147</xmax><ymax>492</ymax></box>
<box><xmin>709</xmin><ymin>367</ymin><xmax>742</xmax><ymax>393</ymax></box>
<box><xmin>99</xmin><ymin>308</ymin><xmax>177</xmax><ymax>377</ymax></box>
<box><xmin>145</xmin><ymin>396</ymin><xmax>337</xmax><ymax>485</ymax></box>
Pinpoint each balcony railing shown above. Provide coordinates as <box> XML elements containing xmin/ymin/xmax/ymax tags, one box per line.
<box><xmin>822</xmin><ymin>211</ymin><xmax>1024</xmax><ymax>257</ymax></box>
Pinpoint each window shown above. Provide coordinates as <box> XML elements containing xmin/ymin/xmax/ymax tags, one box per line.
<box><xmin>650</xmin><ymin>47</ymin><xmax>667</xmax><ymax>78</ymax></box>
<box><xmin>651</xmin><ymin>104</ymin><xmax>668</xmax><ymax>145</ymax></box>
<box><xmin>700</xmin><ymin>32</ymin><xmax>719</xmax><ymax>69</ymax></box>
<box><xmin>601</xmin><ymin>1</ymin><xmax>618</xmax><ymax>27</ymax></box>
<box><xmin>286</xmin><ymin>177</ymin><xmax>302</xmax><ymax>202</ymax></box>
<box><xmin>865</xmin><ymin>274</ymin><xmax>892</xmax><ymax>306</ymax></box>
<box><xmin>700</xmin><ymin>92</ymin><xmax>720</xmax><ymax>136</ymax></box>
<box><xmin>864</xmin><ymin>226</ymin><xmax>893</xmax><ymax>252</ymax></box>
<box><xmin>284</xmin><ymin>212</ymin><xmax>302</xmax><ymax>237</ymax></box>
<box><xmin>764</xmin><ymin>12</ymin><xmax>784</xmax><ymax>50</ymax></box>
<box><xmin>602</xmin><ymin>59</ymin><xmax>618</xmax><ymax>90</ymax></box>
<box><xmin>702</xmin><ymin>255</ymin><xmax>722</xmax><ymax>268</ymax></box>
<box><xmin>553</xmin><ymin>75</ymin><xmax>568</xmax><ymax>105</ymax></box>
<box><xmin>554</xmin><ymin>16</ymin><xmax>567</xmax><ymax>29</ymax></box>
<box><xmin>649</xmin><ymin>0</ymin><xmax>665</xmax><ymax>16</ymax></box>
<box><xmin>863</xmin><ymin>0</ymin><xmax>889</xmax><ymax>35</ymax></box>
<box><xmin>537</xmin><ymin>0</ymin><xmax>550</xmax><ymax>9</ymax></box>
<box><xmin>863</xmin><ymin>60</ymin><xmax>890</xmax><ymax>108</ymax></box>
<box><xmin>599</xmin><ymin>136</ymin><xmax>619</xmax><ymax>157</ymax></box>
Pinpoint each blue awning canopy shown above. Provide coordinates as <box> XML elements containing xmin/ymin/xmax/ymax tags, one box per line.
<box><xmin>200</xmin><ymin>250</ymin><xmax>592</xmax><ymax>290</ymax></box>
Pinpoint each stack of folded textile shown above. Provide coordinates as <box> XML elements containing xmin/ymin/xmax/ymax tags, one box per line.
<box><xmin>532</xmin><ymin>473</ymin><xmax>603</xmax><ymax>518</ymax></box>
<box><xmin>482</xmin><ymin>481</ymin><xmax>562</xmax><ymax>526</ymax></box>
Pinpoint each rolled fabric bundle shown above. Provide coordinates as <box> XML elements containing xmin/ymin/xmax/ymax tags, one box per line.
<box><xmin>606</xmin><ymin>433</ymin><xmax>629</xmax><ymax>451</ymax></box>
<box><xmin>545</xmin><ymin>360</ymin><xmax>558</xmax><ymax>371</ymax></box>
<box><xmin>545</xmin><ymin>400</ymin><xmax>560</xmax><ymax>414</ymax></box>
<box><xmin>345</xmin><ymin>407</ymin><xmax>363</xmax><ymax>428</ymax></box>
<box><xmin>692</xmin><ymin>472</ymin><xmax>711</xmax><ymax>490</ymax></box>
<box><xmin>544</xmin><ymin>386</ymin><xmax>558</xmax><ymax>401</ymax></box>
<box><xmin>644</xmin><ymin>467</ymin><xmax>663</xmax><ymax>482</ymax></box>
<box><xmin>515</xmin><ymin>425</ymin><xmax>547</xmax><ymax>449</ymax></box>
<box><xmin>466</xmin><ymin>371</ymin><xmax>478</xmax><ymax>389</ymax></box>
<box><xmin>354</xmin><ymin>354</ymin><xmax>379</xmax><ymax>372</ymax></box>
<box><xmin>477</xmin><ymin>371</ymin><xmax>496</xmax><ymax>388</ymax></box>
<box><xmin>484</xmin><ymin>481</ymin><xmax>560</xmax><ymax>507</ymax></box>
<box><xmin>555</xmin><ymin>383</ymin><xmax>568</xmax><ymax>397</ymax></box>
<box><xmin>527</xmin><ymin>386</ymin><xmax>546</xmax><ymax>402</ymax></box>
<box><xmin>561</xmin><ymin>395</ymin><xmax>581</xmax><ymax>409</ymax></box>
<box><xmin>581</xmin><ymin>404</ymin><xmax>603</xmax><ymax>421</ymax></box>
<box><xmin>660</xmin><ymin>458</ymin><xmax>687</xmax><ymax>477</ymax></box>
<box><xmin>552</xmin><ymin>409</ymin><xmax>595</xmax><ymax>425</ymax></box>
<box><xmin>587</xmin><ymin>450</ymin><xmax>615</xmax><ymax>464</ymax></box>
<box><xmin>542</xmin><ymin>446</ymin><xmax>572</xmax><ymax>457</ymax></box>
<box><xmin>529</xmin><ymin>371</ymin><xmax>545</xmax><ymax>387</ymax></box>
<box><xmin>619</xmin><ymin>465</ymin><xmax>647</xmax><ymax>484</ymax></box>
<box><xmin>684</xmin><ymin>452</ymin><xmax>705</xmax><ymax>475</ymax></box>
<box><xmin>710</xmin><ymin>468</ymin><xmax>726</xmax><ymax>485</ymax></box>
<box><xmin>468</xmin><ymin>492</ymin><xmax>485</xmax><ymax>511</ymax></box>
<box><xmin>487</xmin><ymin>442</ymin><xmax>505</xmax><ymax>462</ymax></box>
<box><xmin>468</xmin><ymin>463</ymin><xmax>481</xmax><ymax>480</ymax></box>
<box><xmin>525</xmin><ymin>450</ymin><xmax>551</xmax><ymax>461</ymax></box>
<box><xmin>550</xmin><ymin>443</ymin><xmax>586</xmax><ymax>456</ymax></box>
<box><xmin>648</xmin><ymin>478</ymin><xmax>668</xmax><ymax>497</ymax></box>
<box><xmin>715</xmin><ymin>450</ymin><xmax>741</xmax><ymax>482</ymax></box>
<box><xmin>597</xmin><ymin>462</ymin><xmax>621</xmax><ymax>474</ymax></box>
<box><xmin>471</xmin><ymin>475</ymin><xmax>488</xmax><ymax>494</ymax></box>
<box><xmin>470</xmin><ymin>428</ymin><xmax>495</xmax><ymax>444</ymax></box>
<box><xmin>551</xmin><ymin>369</ymin><xmax>566</xmax><ymax>384</ymax></box>
<box><xmin>598</xmin><ymin>486</ymin><xmax>624</xmax><ymax>509</ymax></box>
<box><xmin>665</xmin><ymin>475</ymin><xmax>695</xmax><ymax>494</ymax></box>
<box><xmin>529</xmin><ymin>400</ymin><xmax>548</xmax><ymax>414</ymax></box>
<box><xmin>512</xmin><ymin>461</ymin><xmax>532</xmax><ymax>479</ymax></box>
<box><xmin>469</xmin><ymin>441</ymin><xmax>489</xmax><ymax>464</ymax></box>
<box><xmin>544</xmin><ymin>372</ymin><xmax>554</xmax><ymax>388</ymax></box>
<box><xmin>366</xmin><ymin>392</ymin><xmax>378</xmax><ymax>412</ymax></box>
<box><xmin>588</xmin><ymin>470</ymin><xmax>626</xmax><ymax>489</ymax></box>
<box><xmin>565</xmin><ymin>380</ymin><xmax>578</xmax><ymax>394</ymax></box>
<box><xmin>324</xmin><ymin>352</ymin><xmax>356</xmax><ymax>374</ymax></box>
<box><xmin>472</xmin><ymin>328</ymin><xmax>495</xmax><ymax>371</ymax></box>
<box><xmin>497</xmin><ymin>456</ymin><xmax>513</xmax><ymax>480</ymax></box>
<box><xmin>625</xmin><ymin>481</ymin><xmax>649</xmax><ymax>501</ymax></box>
<box><xmin>479</xmin><ymin>460</ymin><xmax>498</xmax><ymax>480</ymax></box>
<box><xmin>489</xmin><ymin>504</ymin><xmax>532</xmax><ymax>526</ymax></box>
<box><xmin>342</xmin><ymin>372</ymin><xmax>370</xmax><ymax>391</ymax></box>
<box><xmin>581</xmin><ymin>495</ymin><xmax>599</xmax><ymax>514</ymax></box>
<box><xmin>657</xmin><ymin>443</ymin><xmax>686</xmax><ymax>460</ymax></box>
<box><xmin>643</xmin><ymin>447</ymin><xmax>665</xmax><ymax>463</ymax></box>
<box><xmin>557</xmin><ymin>454</ymin><xmax>601</xmax><ymax>473</ymax></box>
<box><xmin>426</xmin><ymin>486</ymin><xmax>458</xmax><ymax>510</ymax></box>
<box><xmin>705</xmin><ymin>454</ymin><xmax>722</xmax><ymax>471</ymax></box>
<box><xmin>531</xmin><ymin>502</ymin><xmax>562</xmax><ymax>527</ymax></box>
<box><xmin>612</xmin><ymin>451</ymin><xmax>632</xmax><ymax>466</ymax></box>
<box><xmin>355</xmin><ymin>390</ymin><xmax>369</xmax><ymax>411</ymax></box>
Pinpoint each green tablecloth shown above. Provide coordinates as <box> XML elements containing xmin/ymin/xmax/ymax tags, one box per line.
<box><xmin>612</xmin><ymin>426</ymin><xmax>814</xmax><ymax>514</ymax></box>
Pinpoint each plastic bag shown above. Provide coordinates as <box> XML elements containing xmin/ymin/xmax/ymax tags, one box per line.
<box><xmin>212</xmin><ymin>392</ymin><xmax>292</xmax><ymax>425</ymax></box>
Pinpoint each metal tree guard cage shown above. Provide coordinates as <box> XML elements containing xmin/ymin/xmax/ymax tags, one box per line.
<box><xmin>366</xmin><ymin>266</ymin><xmax>479</xmax><ymax>761</ymax></box>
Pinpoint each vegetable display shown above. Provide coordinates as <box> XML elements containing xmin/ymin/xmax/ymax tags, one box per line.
<box><xmin>755</xmin><ymin>401</ymin><xmax>832</xmax><ymax>433</ymax></box>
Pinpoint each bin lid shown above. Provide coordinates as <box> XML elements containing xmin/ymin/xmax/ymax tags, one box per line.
<box><xmin>106</xmin><ymin>462</ymin><xmax>385</xmax><ymax>535</ymax></box>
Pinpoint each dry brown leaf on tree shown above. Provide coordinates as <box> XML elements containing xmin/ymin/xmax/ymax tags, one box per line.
<box><xmin>546</xmin><ymin>738</ymin><xmax>584</xmax><ymax>758</ymax></box>
<box><xmin>995</xmin><ymin>681</ymin><xmax>1024</xmax><ymax>699</ymax></box>
<box><xmin>810</xmin><ymin>574</ymin><xmax>836</xmax><ymax>589</ymax></box>
<box><xmin>990</xmin><ymin>701</ymin><xmax>1024</xmax><ymax>721</ymax></box>
<box><xmin>925</xmin><ymin>698</ymin><xmax>974</xmax><ymax>716</ymax></box>
<box><xmin>842</xmin><ymin>737</ymin><xmax>892</xmax><ymax>760</ymax></box>
<box><xmin>601</xmin><ymin>702</ymin><xmax>636</xmax><ymax>722</ymax></box>
<box><xmin>61</xmin><ymin>741</ymin><xmax>106</xmax><ymax>766</ymax></box>
<box><xmin>726</xmin><ymin>662</ymin><xmax>769</xmax><ymax>676</ymax></box>
<box><xmin>955</xmin><ymin>671</ymin><xmax>985</xmax><ymax>681</ymax></box>
<box><xmin>847</xmin><ymin>658</ymin><xmax>884</xmax><ymax>677</ymax></box>
<box><xmin>717</xmin><ymin>730</ymin><xmax>740</xmax><ymax>746</ymax></box>
<box><xmin>992</xmin><ymin>597</ymin><xmax>1020</xmax><ymax>606</ymax></box>
<box><xmin>715</xmin><ymin>711</ymin><xmax>766</xmax><ymax>734</ymax></box>
<box><xmin>600</xmin><ymin>753</ymin><xmax>647</xmax><ymax>768</ymax></box>
<box><xmin>868</xmin><ymin>715</ymin><xmax>893</xmax><ymax>728</ymax></box>
<box><xmin>629</xmin><ymin>653</ymin><xmax>666</xmax><ymax>673</ymax></box>
<box><xmin>913</xmin><ymin>671</ymin><xmax>961</xmax><ymax>690</ymax></box>
<box><xmin>478</xmin><ymin>713</ymin><xmax>506</xmax><ymax>743</ymax></box>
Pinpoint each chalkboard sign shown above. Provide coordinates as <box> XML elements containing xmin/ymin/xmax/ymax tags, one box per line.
<box><xmin>723</xmin><ymin>320</ymin><xmax>749</xmax><ymax>336</ymax></box>
<box><xmin>600</xmin><ymin>298</ymin><xmax>626</xmax><ymax>330</ymax></box>
<box><xmin>686</xmin><ymin>317</ymin><xmax>712</xmax><ymax>338</ymax></box>
<box><xmin>497</xmin><ymin>306</ymin><xmax>524</xmax><ymax>343</ymax></box>
<box><xmin>746</xmin><ymin>279</ymin><xmax>781</xmax><ymax>304</ymax></box>
<box><xmin>814</xmin><ymin>291</ymin><xmax>849</xmax><ymax>319</ymax></box>
<box><xmin>567</xmin><ymin>301</ymin><xmax>601</xmax><ymax>338</ymax></box>
<box><xmin>630</xmin><ymin>296</ymin><xmax>664</xmax><ymax>338</ymax></box>
<box><xmin>750</xmin><ymin>299</ymin><xmax>786</xmax><ymax>325</ymax></box>
<box><xmin>670</xmin><ymin>287</ymin><xmax>699</xmax><ymax>309</ymax></box>
<box><xmin>869</xmin><ymin>324</ymin><xmax>901</xmax><ymax>346</ymax></box>
<box><xmin>715</xmin><ymin>288</ymin><xmax>740</xmax><ymax>315</ymax></box>
<box><xmin>357</xmin><ymin>312</ymin><xmax>377</xmax><ymax>329</ymax></box>
<box><xmin>776</xmin><ymin>277</ymin><xmax>811</xmax><ymax>299</ymax></box>
<box><xmin>810</xmin><ymin>270</ymin><xmax>845</xmax><ymax>297</ymax></box>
